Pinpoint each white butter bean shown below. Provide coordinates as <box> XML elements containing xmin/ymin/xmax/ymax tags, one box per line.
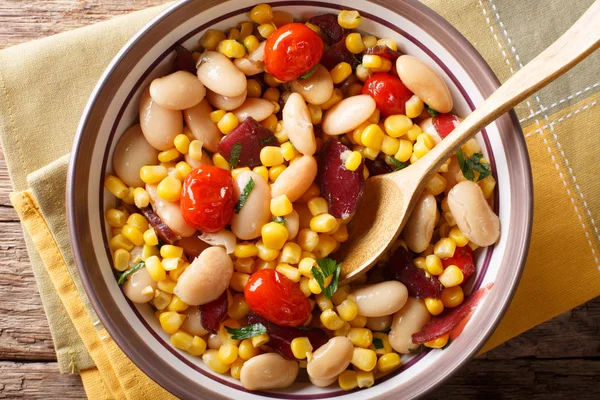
<box><xmin>207</xmin><ymin>333</ymin><xmax>222</xmax><ymax>350</ymax></box>
<box><xmin>352</xmin><ymin>281</ymin><xmax>408</xmax><ymax>317</ymax></box>
<box><xmin>149</xmin><ymin>71</ymin><xmax>206</xmax><ymax>110</ymax></box>
<box><xmin>196</xmin><ymin>51</ymin><xmax>247</xmax><ymax>97</ymax></box>
<box><xmin>321</xmin><ymin>95</ymin><xmax>376</xmax><ymax>136</ymax></box>
<box><xmin>389</xmin><ymin>297</ymin><xmax>431</xmax><ymax>354</ymax></box>
<box><xmin>307</xmin><ymin>337</ymin><xmax>353</xmax><ymax>380</ymax></box>
<box><xmin>240</xmin><ymin>353</ymin><xmax>299</xmax><ymax>391</ymax></box>
<box><xmin>396</xmin><ymin>55</ymin><xmax>453</xmax><ymax>114</ymax></box>
<box><xmin>233</xmin><ymin>98</ymin><xmax>275</xmax><ymax>122</ymax></box>
<box><xmin>123</xmin><ymin>267</ymin><xmax>157</xmax><ymax>304</ymax></box>
<box><xmin>447</xmin><ymin>180</ymin><xmax>500</xmax><ymax>247</ymax></box>
<box><xmin>309</xmin><ymin>376</ymin><xmax>337</xmax><ymax>388</ymax></box>
<box><xmin>146</xmin><ymin>184</ymin><xmax>196</xmax><ymax>237</ymax></box>
<box><xmin>139</xmin><ymin>88</ymin><xmax>183</xmax><ymax>150</ymax></box>
<box><xmin>231</xmin><ymin>171</ymin><xmax>271</xmax><ymax>240</ymax></box>
<box><xmin>174</xmin><ymin>246</ymin><xmax>233</xmax><ymax>306</ymax></box>
<box><xmin>283</xmin><ymin>210</ymin><xmax>299</xmax><ymax>240</ymax></box>
<box><xmin>206</xmin><ymin>88</ymin><xmax>247</xmax><ymax>111</ymax></box>
<box><xmin>443</xmin><ymin>155</ymin><xmax>461</xmax><ymax>194</ymax></box>
<box><xmin>403</xmin><ymin>191</ymin><xmax>437</xmax><ymax>253</ymax></box>
<box><xmin>248</xmin><ymin>41</ymin><xmax>266</xmax><ymax>63</ymax></box>
<box><xmin>113</xmin><ymin>124</ymin><xmax>159</xmax><ymax>187</ymax></box>
<box><xmin>184</xmin><ymin>151</ymin><xmax>213</xmax><ymax>169</ymax></box>
<box><xmin>180</xmin><ymin>307</ymin><xmax>209</xmax><ymax>336</ymax></box>
<box><xmin>290</xmin><ymin>64</ymin><xmax>334</xmax><ymax>105</ymax></box>
<box><xmin>366</xmin><ymin>315</ymin><xmax>393</xmax><ymax>332</ymax></box>
<box><xmin>271</xmin><ymin>156</ymin><xmax>317</xmax><ymax>202</ymax></box>
<box><xmin>233</xmin><ymin>57</ymin><xmax>264</xmax><ymax>76</ymax></box>
<box><xmin>282</xmin><ymin>93</ymin><xmax>316</xmax><ymax>155</ymax></box>
<box><xmin>183</xmin><ymin>99</ymin><xmax>222</xmax><ymax>152</ymax></box>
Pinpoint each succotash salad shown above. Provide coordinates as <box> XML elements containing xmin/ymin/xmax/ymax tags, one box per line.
<box><xmin>104</xmin><ymin>5</ymin><xmax>500</xmax><ymax>392</ymax></box>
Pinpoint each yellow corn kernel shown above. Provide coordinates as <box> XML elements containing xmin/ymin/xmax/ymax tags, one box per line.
<box><xmin>106</xmin><ymin>209</ymin><xmax>128</xmax><ymax>228</ymax></box>
<box><xmin>338</xmin><ymin>369</ymin><xmax>358</xmax><ymax>391</ymax></box>
<box><xmin>212</xmin><ymin>153</ymin><xmax>230</xmax><ymax>170</ymax></box>
<box><xmin>261</xmin><ymin>113</ymin><xmax>278</xmax><ymax>132</ymax></box>
<box><xmin>321</xmin><ymin>309</ymin><xmax>345</xmax><ymax>330</ymax></box>
<box><xmin>354</xmin><ymin>370</ymin><xmax>373</xmax><ymax>388</ymax></box>
<box><xmin>188</xmin><ymin>140</ymin><xmax>204</xmax><ymax>161</ymax></box>
<box><xmin>230</xmin><ymin>358</ymin><xmax>245</xmax><ymax>380</ymax></box>
<box><xmin>362</xmin><ymin>35</ymin><xmax>377</xmax><ymax>49</ymax></box>
<box><xmin>361</xmin><ymin>146</ymin><xmax>379</xmax><ymax>161</ymax></box>
<box><xmin>139</xmin><ymin>164</ymin><xmax>168</xmax><ymax>184</ymax></box>
<box><xmin>434</xmin><ymin>238</ymin><xmax>456</xmax><ymax>259</ymax></box>
<box><xmin>202</xmin><ymin>349</ymin><xmax>230</xmax><ymax>374</ymax></box>
<box><xmin>385</xmin><ymin>115</ymin><xmax>413</xmax><ymax>138</ymax></box>
<box><xmin>219</xmin><ymin>319</ymin><xmax>242</xmax><ymax>346</ymax></box>
<box><xmin>425</xmin><ymin>254</ymin><xmax>444</xmax><ymax>275</ymax></box>
<box><xmin>238</xmin><ymin>338</ymin><xmax>260</xmax><ymax>360</ymax></box>
<box><xmin>230</xmin><ymin>167</ymin><xmax>249</xmax><ymax>180</ymax></box>
<box><xmin>188</xmin><ymin>336</ymin><xmax>207</xmax><ymax>356</ymax></box>
<box><xmin>275</xmin><ymin>263</ymin><xmax>300</xmax><ymax>282</ymax></box>
<box><xmin>315</xmin><ymin>234</ymin><xmax>337</xmax><ymax>258</ymax></box>
<box><xmin>145</xmin><ymin>256</ymin><xmax>166</xmax><ymax>281</ymax></box>
<box><xmin>308</xmin><ymin>278</ymin><xmax>322</xmax><ymax>295</ymax></box>
<box><xmin>252</xmin><ymin>166</ymin><xmax>269</xmax><ymax>183</ymax></box>
<box><xmin>422</xmin><ymin>244</ymin><xmax>435</xmax><ymax>258</ymax></box>
<box><xmin>441</xmin><ymin>286</ymin><xmax>464</xmax><ymax>308</ymax></box>
<box><xmin>381</xmin><ymin>135</ymin><xmax>400</xmax><ymax>156</ymax></box>
<box><xmin>228</xmin><ymin>293</ymin><xmax>249</xmax><ymax>320</ymax></box>
<box><xmin>262</xmin><ymin>87</ymin><xmax>280</xmax><ymax>103</ymax></box>
<box><xmin>234</xmin><ymin>242</ymin><xmax>258</xmax><ymax>259</ymax></box>
<box><xmin>418</xmin><ymin>133</ymin><xmax>436</xmax><ymax>150</ymax></box>
<box><xmin>334</xmin><ymin>322</ymin><xmax>351</xmax><ymax>337</ymax></box>
<box><xmin>439</xmin><ymin>265</ymin><xmax>464</xmax><ymax>288</ymax></box>
<box><xmin>157</xmin><ymin>176</ymin><xmax>182</xmax><ymax>202</ymax></box>
<box><xmin>347</xmin><ymin>328</ymin><xmax>373</xmax><ymax>348</ymax></box>
<box><xmin>167</xmin><ymin>295</ymin><xmax>189</xmax><ymax>312</ymax></box>
<box><xmin>250</xmin><ymin>3</ymin><xmax>273</xmax><ymax>24</ymax></box>
<box><xmin>371</xmin><ymin>57</ymin><xmax>392</xmax><ymax>73</ymax></box>
<box><xmin>200</xmin><ymin>29</ymin><xmax>226</xmax><ymax>51</ymax></box>
<box><xmin>230</xmin><ymin>272</ymin><xmax>251</xmax><ymax>292</ymax></box>
<box><xmin>362</xmin><ymin>54</ymin><xmax>383</xmax><ymax>69</ymax></box>
<box><xmin>218</xmin><ymin>38</ymin><xmax>246</xmax><ymax>58</ymax></box>
<box><xmin>217</xmin><ymin>343</ymin><xmax>239</xmax><ymax>364</ymax></box>
<box><xmin>341</xmin><ymin>151</ymin><xmax>361</xmax><ymax>172</ymax></box>
<box><xmin>314</xmin><ymin>293</ymin><xmax>332</xmax><ymax>311</ymax></box>
<box><xmin>331</xmin><ymin>285</ymin><xmax>350</xmax><ymax>306</ymax></box>
<box><xmin>478</xmin><ymin>175</ymin><xmax>496</xmax><ymax>199</ymax></box>
<box><xmin>297</xmin><ymin>229</ymin><xmax>319</xmax><ymax>252</ymax></box>
<box><xmin>425</xmin><ymin>173</ymin><xmax>446</xmax><ymax>196</ymax></box>
<box><xmin>305</xmin><ymin>197</ymin><xmax>327</xmax><ymax>217</ymax></box>
<box><xmin>159</xmin><ymin>245</ymin><xmax>183</xmax><ymax>259</ymax></box>
<box><xmin>351</xmin><ymin>348</ymin><xmax>377</xmax><ymax>371</ymax></box>
<box><xmin>112</xmin><ymin>249</ymin><xmax>130</xmax><ymax>272</ymax></box>
<box><xmin>330</xmin><ymin>62</ymin><xmax>353</xmax><ymax>84</ymax></box>
<box><xmin>338</xmin><ymin>10</ymin><xmax>361</xmax><ymax>29</ymax></box>
<box><xmin>345</xmin><ymin>32</ymin><xmax>365</xmax><ymax>54</ymax></box>
<box><xmin>291</xmin><ymin>337</ymin><xmax>313</xmax><ymax>359</ymax></box>
<box><xmin>377</xmin><ymin>352</ymin><xmax>401</xmax><ymax>373</ymax></box>
<box><xmin>126</xmin><ymin>213</ymin><xmax>148</xmax><ymax>232</ymax></box>
<box><xmin>406</xmin><ymin>124</ymin><xmax>423</xmax><ymax>141</ymax></box>
<box><xmin>261</xmin><ymin>222</ymin><xmax>289</xmax><ymax>250</ymax></box>
<box><xmin>425</xmin><ymin>333</ymin><xmax>450</xmax><ymax>349</ymax></box>
<box><xmin>280</xmin><ymin>242</ymin><xmax>302</xmax><ymax>265</ymax></box>
<box><xmin>209</xmin><ymin>109</ymin><xmax>226</xmax><ymax>124</ymax></box>
<box><xmin>158</xmin><ymin>148</ymin><xmax>180</xmax><ymax>163</ymax></box>
<box><xmin>405</xmin><ymin>94</ymin><xmax>424</xmax><ymax>118</ymax></box>
<box><xmin>310</xmin><ymin>213</ymin><xmax>337</xmax><ymax>233</ymax></box>
<box><xmin>157</xmin><ymin>277</ymin><xmax>177</xmax><ymax>294</ymax></box>
<box><xmin>251</xmin><ymin>333</ymin><xmax>270</xmax><ymax>347</ymax></box>
<box><xmin>337</xmin><ymin>299</ymin><xmax>359</xmax><ymax>322</ymax></box>
<box><xmin>268</xmin><ymin>164</ymin><xmax>286</xmax><ymax>181</ymax></box>
<box><xmin>425</xmin><ymin>297</ymin><xmax>445</xmax><ymax>316</ymax></box>
<box><xmin>444</xmin><ymin>211</ymin><xmax>457</xmax><ymax>227</ymax></box>
<box><xmin>246</xmin><ymin>78</ymin><xmax>262</xmax><ymax>98</ymax></box>
<box><xmin>217</xmin><ymin>112</ymin><xmax>239</xmax><ymax>134</ymax></box>
<box><xmin>377</xmin><ymin>38</ymin><xmax>398</xmax><ymax>51</ymax></box>
<box><xmin>270</xmin><ymin>9</ymin><xmax>292</xmax><ymax>26</ymax></box>
<box><xmin>462</xmin><ymin>138</ymin><xmax>481</xmax><ymax>157</ymax></box>
<box><xmin>355</xmin><ymin>64</ymin><xmax>371</xmax><ymax>82</ymax></box>
<box><xmin>153</xmin><ymin>290</ymin><xmax>172</xmax><ymax>311</ymax></box>
<box><xmin>303</xmin><ymin>104</ymin><xmax>322</xmax><ymax>126</ymax></box>
<box><xmin>263</xmin><ymin>73</ymin><xmax>280</xmax><ymax>88</ymax></box>
<box><xmin>371</xmin><ymin>332</ymin><xmax>393</xmax><ymax>355</ymax></box>
<box><xmin>159</xmin><ymin>311</ymin><xmax>185</xmax><ymax>334</ymax></box>
<box><xmin>302</xmin><ymin>20</ymin><xmax>320</xmax><ymax>33</ymax></box>
<box><xmin>256</xmin><ymin>240</ymin><xmax>280</xmax><ymax>261</ymax></box>
<box><xmin>349</xmin><ymin>315</ymin><xmax>367</xmax><ymax>328</ymax></box>
<box><xmin>298</xmin><ymin>257</ymin><xmax>316</xmax><ymax>278</ymax></box>
<box><xmin>130</xmin><ymin>189</ymin><xmax>149</xmax><ymax>210</ymax></box>
<box><xmin>142</xmin><ymin>244</ymin><xmax>159</xmax><ymax>261</ymax></box>
<box><xmin>320</xmin><ymin>88</ymin><xmax>343</xmax><ymax>110</ymax></box>
<box><xmin>170</xmin><ymin>330</ymin><xmax>194</xmax><ymax>351</ymax></box>
<box><xmin>269</xmin><ymin>195</ymin><xmax>292</xmax><ymax>217</ymax></box>
<box><xmin>104</xmin><ymin>175</ymin><xmax>128</xmax><ymax>199</ymax></box>
<box><xmin>278</xmin><ymin>142</ymin><xmax>297</xmax><ymax>162</ymax></box>
<box><xmin>412</xmin><ymin>139</ymin><xmax>430</xmax><ymax>159</ymax></box>
<box><xmin>161</xmin><ymin>258</ymin><xmax>182</xmax><ymax>273</ymax></box>
<box><xmin>413</xmin><ymin>256</ymin><xmax>426</xmax><ymax>270</ymax></box>
<box><xmin>298</xmin><ymin>277</ymin><xmax>311</xmax><ymax>297</ymax></box>
<box><xmin>257</xmin><ymin>23</ymin><xmax>276</xmax><ymax>39</ymax></box>
<box><xmin>120</xmin><ymin>224</ymin><xmax>143</xmax><ymax>246</ymax></box>
<box><xmin>449</xmin><ymin>226</ymin><xmax>469</xmax><ymax>247</ymax></box>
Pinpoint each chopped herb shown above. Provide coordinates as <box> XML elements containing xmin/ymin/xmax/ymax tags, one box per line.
<box><xmin>456</xmin><ymin>149</ymin><xmax>491</xmax><ymax>182</ymax></box>
<box><xmin>311</xmin><ymin>257</ymin><xmax>342</xmax><ymax>299</ymax></box>
<box><xmin>386</xmin><ymin>155</ymin><xmax>407</xmax><ymax>171</ymax></box>
<box><xmin>426</xmin><ymin>106</ymin><xmax>439</xmax><ymax>116</ymax></box>
<box><xmin>299</xmin><ymin>65</ymin><xmax>318</xmax><ymax>80</ymax></box>
<box><xmin>117</xmin><ymin>261</ymin><xmax>145</xmax><ymax>285</ymax></box>
<box><xmin>372</xmin><ymin>338</ymin><xmax>384</xmax><ymax>349</ymax></box>
<box><xmin>273</xmin><ymin>216</ymin><xmax>286</xmax><ymax>225</ymax></box>
<box><xmin>234</xmin><ymin>178</ymin><xmax>255</xmax><ymax>214</ymax></box>
<box><xmin>226</xmin><ymin>323</ymin><xmax>267</xmax><ymax>340</ymax></box>
<box><xmin>259</xmin><ymin>136</ymin><xmax>277</xmax><ymax>146</ymax></box>
<box><xmin>229</xmin><ymin>143</ymin><xmax>242</xmax><ymax>168</ymax></box>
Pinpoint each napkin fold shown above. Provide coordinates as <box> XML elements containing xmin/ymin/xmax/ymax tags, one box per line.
<box><xmin>1</xmin><ymin>0</ymin><xmax>599</xmax><ymax>398</ymax></box>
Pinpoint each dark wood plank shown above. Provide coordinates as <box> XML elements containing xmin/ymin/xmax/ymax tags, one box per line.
<box><xmin>0</xmin><ymin>361</ymin><xmax>85</xmax><ymax>399</ymax></box>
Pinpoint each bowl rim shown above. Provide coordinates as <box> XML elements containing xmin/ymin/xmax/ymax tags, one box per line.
<box><xmin>67</xmin><ymin>0</ymin><xmax>533</xmax><ymax>399</ymax></box>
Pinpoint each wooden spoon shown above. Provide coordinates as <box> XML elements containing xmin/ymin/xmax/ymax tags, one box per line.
<box><xmin>337</xmin><ymin>0</ymin><xmax>600</xmax><ymax>283</ymax></box>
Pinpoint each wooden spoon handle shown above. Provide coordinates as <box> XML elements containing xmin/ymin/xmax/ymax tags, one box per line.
<box><xmin>399</xmin><ymin>0</ymin><xmax>600</xmax><ymax>186</ymax></box>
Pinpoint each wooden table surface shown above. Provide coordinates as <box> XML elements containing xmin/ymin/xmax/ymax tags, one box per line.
<box><xmin>0</xmin><ymin>1</ymin><xmax>598</xmax><ymax>398</ymax></box>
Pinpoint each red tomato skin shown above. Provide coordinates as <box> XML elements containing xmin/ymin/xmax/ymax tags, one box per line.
<box><xmin>432</xmin><ymin>113</ymin><xmax>461</xmax><ymax>138</ymax></box>
<box><xmin>180</xmin><ymin>166</ymin><xmax>235</xmax><ymax>233</ymax></box>
<box><xmin>245</xmin><ymin>269</ymin><xmax>311</xmax><ymax>327</ymax></box>
<box><xmin>442</xmin><ymin>246</ymin><xmax>476</xmax><ymax>279</ymax></box>
<box><xmin>362</xmin><ymin>73</ymin><xmax>414</xmax><ymax>116</ymax></box>
<box><xmin>264</xmin><ymin>23</ymin><xmax>324</xmax><ymax>82</ymax></box>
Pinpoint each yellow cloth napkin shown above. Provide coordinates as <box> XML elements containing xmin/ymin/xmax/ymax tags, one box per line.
<box><xmin>2</xmin><ymin>1</ymin><xmax>599</xmax><ymax>398</ymax></box>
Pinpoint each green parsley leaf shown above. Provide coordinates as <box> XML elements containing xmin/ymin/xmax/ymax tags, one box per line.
<box><xmin>456</xmin><ymin>149</ymin><xmax>491</xmax><ymax>182</ymax></box>
<box><xmin>372</xmin><ymin>338</ymin><xmax>384</xmax><ymax>349</ymax></box>
<box><xmin>299</xmin><ymin>65</ymin><xmax>318</xmax><ymax>80</ymax></box>
<box><xmin>259</xmin><ymin>136</ymin><xmax>277</xmax><ymax>146</ymax></box>
<box><xmin>229</xmin><ymin>143</ymin><xmax>242</xmax><ymax>168</ymax></box>
<box><xmin>226</xmin><ymin>323</ymin><xmax>267</xmax><ymax>340</ymax></box>
<box><xmin>311</xmin><ymin>257</ymin><xmax>342</xmax><ymax>299</ymax></box>
<box><xmin>426</xmin><ymin>106</ymin><xmax>439</xmax><ymax>116</ymax></box>
<box><xmin>386</xmin><ymin>155</ymin><xmax>407</xmax><ymax>171</ymax></box>
<box><xmin>117</xmin><ymin>261</ymin><xmax>145</xmax><ymax>285</ymax></box>
<box><xmin>235</xmin><ymin>178</ymin><xmax>255</xmax><ymax>214</ymax></box>
<box><xmin>273</xmin><ymin>216</ymin><xmax>286</xmax><ymax>225</ymax></box>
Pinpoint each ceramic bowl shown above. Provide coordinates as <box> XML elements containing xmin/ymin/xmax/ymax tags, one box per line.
<box><xmin>67</xmin><ymin>0</ymin><xmax>533</xmax><ymax>398</ymax></box>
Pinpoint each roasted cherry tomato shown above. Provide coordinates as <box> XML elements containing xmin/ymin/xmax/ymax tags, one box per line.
<box><xmin>180</xmin><ymin>166</ymin><xmax>235</xmax><ymax>233</ymax></box>
<box><xmin>245</xmin><ymin>269</ymin><xmax>311</xmax><ymax>327</ymax></box>
<box><xmin>362</xmin><ymin>73</ymin><xmax>414</xmax><ymax>116</ymax></box>
<box><xmin>442</xmin><ymin>246</ymin><xmax>475</xmax><ymax>279</ymax></box>
<box><xmin>432</xmin><ymin>113</ymin><xmax>461</xmax><ymax>138</ymax></box>
<box><xmin>264</xmin><ymin>23</ymin><xmax>324</xmax><ymax>82</ymax></box>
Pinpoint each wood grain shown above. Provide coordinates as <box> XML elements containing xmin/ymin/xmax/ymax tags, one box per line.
<box><xmin>0</xmin><ymin>362</ymin><xmax>85</xmax><ymax>399</ymax></box>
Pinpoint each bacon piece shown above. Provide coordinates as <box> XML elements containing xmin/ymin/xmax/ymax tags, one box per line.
<box><xmin>308</xmin><ymin>14</ymin><xmax>346</xmax><ymax>44</ymax></box>
<box><xmin>173</xmin><ymin>45</ymin><xmax>197</xmax><ymax>74</ymax></box>
<box><xmin>139</xmin><ymin>206</ymin><xmax>180</xmax><ymax>244</ymax></box>
<box><xmin>411</xmin><ymin>283</ymin><xmax>494</xmax><ymax>344</ymax></box>
<box><xmin>217</xmin><ymin>117</ymin><xmax>278</xmax><ymax>168</ymax></box>
<box><xmin>365</xmin><ymin>157</ymin><xmax>393</xmax><ymax>176</ymax></box>
<box><xmin>320</xmin><ymin>38</ymin><xmax>359</xmax><ymax>70</ymax></box>
<box><xmin>365</xmin><ymin>44</ymin><xmax>403</xmax><ymax>61</ymax></box>
<box><xmin>199</xmin><ymin>291</ymin><xmax>229</xmax><ymax>333</ymax></box>
<box><xmin>382</xmin><ymin>246</ymin><xmax>443</xmax><ymax>298</ymax></box>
